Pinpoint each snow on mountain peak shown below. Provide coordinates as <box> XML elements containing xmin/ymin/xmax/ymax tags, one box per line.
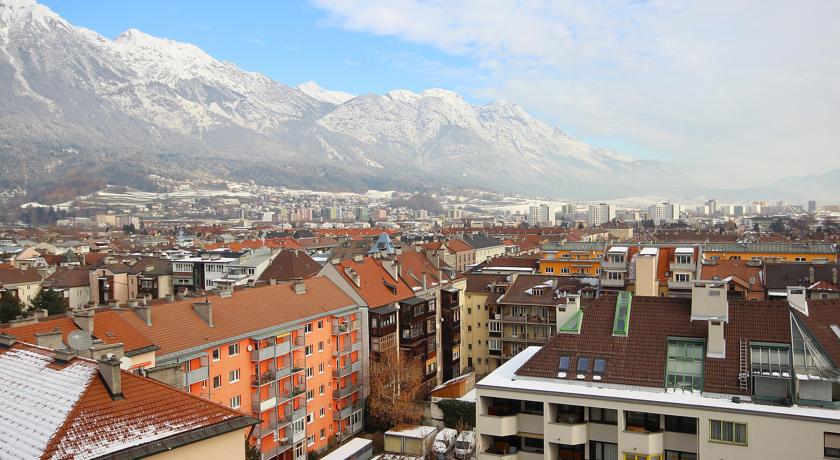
<box><xmin>295</xmin><ymin>80</ymin><xmax>354</xmax><ymax>105</ymax></box>
<box><xmin>114</xmin><ymin>28</ymin><xmax>212</xmax><ymax>62</ymax></box>
<box><xmin>0</xmin><ymin>0</ymin><xmax>66</xmax><ymax>30</ymax></box>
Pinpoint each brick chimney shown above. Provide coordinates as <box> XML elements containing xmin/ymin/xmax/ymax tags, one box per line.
<box><xmin>193</xmin><ymin>301</ymin><xmax>213</xmax><ymax>326</ymax></box>
<box><xmin>72</xmin><ymin>309</ymin><xmax>94</xmax><ymax>335</ymax></box>
<box><xmin>35</xmin><ymin>329</ymin><xmax>63</xmax><ymax>350</ymax></box>
<box><xmin>98</xmin><ymin>355</ymin><xmax>123</xmax><ymax>399</ymax></box>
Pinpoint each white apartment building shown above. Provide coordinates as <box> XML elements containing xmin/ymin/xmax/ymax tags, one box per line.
<box><xmin>649</xmin><ymin>203</ymin><xmax>682</xmax><ymax>224</ymax></box>
<box><xmin>529</xmin><ymin>205</ymin><xmax>552</xmax><ymax>226</ymax></box>
<box><xmin>475</xmin><ymin>285</ymin><xmax>840</xmax><ymax>460</ymax></box>
<box><xmin>588</xmin><ymin>204</ymin><xmax>616</xmax><ymax>227</ymax></box>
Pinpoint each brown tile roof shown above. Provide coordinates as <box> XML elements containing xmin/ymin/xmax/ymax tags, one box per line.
<box><xmin>127</xmin><ymin>257</ymin><xmax>173</xmax><ymax>276</ymax></box>
<box><xmin>258</xmin><ymin>250</ymin><xmax>321</xmax><ymax>282</ymax></box>
<box><xmin>2</xmin><ymin>310</ymin><xmax>156</xmax><ymax>356</ymax></box>
<box><xmin>396</xmin><ymin>250</ymin><xmax>443</xmax><ymax>290</ymax></box>
<box><xmin>446</xmin><ymin>239</ymin><xmax>473</xmax><ymax>253</ymax></box>
<box><xmin>464</xmin><ymin>273</ymin><xmax>510</xmax><ymax>293</ymax></box>
<box><xmin>516</xmin><ymin>295</ymin><xmax>791</xmax><ymax>395</ymax></box>
<box><xmin>0</xmin><ymin>342</ymin><xmax>256</xmax><ymax>459</ymax></box>
<box><xmin>333</xmin><ymin>257</ymin><xmax>414</xmax><ymax>308</ymax></box>
<box><xmin>45</xmin><ymin>268</ymin><xmax>90</xmax><ymax>288</ymax></box>
<box><xmin>492</xmin><ymin>274</ymin><xmax>594</xmax><ymax>306</ymax></box>
<box><xmin>792</xmin><ymin>299</ymin><xmax>840</xmax><ymax>366</ymax></box>
<box><xmin>0</xmin><ymin>268</ymin><xmax>41</xmax><ymax>285</ymax></box>
<box><xmin>119</xmin><ymin>277</ymin><xmax>356</xmax><ymax>356</ymax></box>
<box><xmin>700</xmin><ymin>259</ymin><xmax>764</xmax><ymax>291</ymax></box>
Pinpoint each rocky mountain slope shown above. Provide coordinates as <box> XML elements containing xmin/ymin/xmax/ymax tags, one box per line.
<box><xmin>0</xmin><ymin>0</ymin><xmax>695</xmax><ymax>201</ymax></box>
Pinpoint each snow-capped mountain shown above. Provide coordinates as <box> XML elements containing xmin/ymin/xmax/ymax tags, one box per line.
<box><xmin>0</xmin><ymin>0</ymin><xmax>695</xmax><ymax>200</ymax></box>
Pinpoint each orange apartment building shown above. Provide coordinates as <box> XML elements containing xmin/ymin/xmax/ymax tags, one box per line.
<box><xmin>117</xmin><ymin>277</ymin><xmax>364</xmax><ymax>460</ymax></box>
<box><xmin>538</xmin><ymin>241</ymin><xmax>607</xmax><ymax>276</ymax></box>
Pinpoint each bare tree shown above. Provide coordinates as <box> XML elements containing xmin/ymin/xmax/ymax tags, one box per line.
<box><xmin>368</xmin><ymin>348</ymin><xmax>424</xmax><ymax>428</ymax></box>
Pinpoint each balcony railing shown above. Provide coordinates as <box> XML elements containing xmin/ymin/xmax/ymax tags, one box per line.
<box><xmin>333</xmin><ymin>382</ymin><xmax>360</xmax><ymax>399</ymax></box>
<box><xmin>602</xmin><ymin>259</ymin><xmax>627</xmax><ymax>270</ymax></box>
<box><xmin>251</xmin><ymin>370</ymin><xmax>276</xmax><ymax>387</ymax></box>
<box><xmin>185</xmin><ymin>366</ymin><xmax>208</xmax><ymax>386</ymax></box>
<box><xmin>670</xmin><ymin>261</ymin><xmax>695</xmax><ymax>271</ymax></box>
<box><xmin>250</xmin><ymin>341</ymin><xmax>292</xmax><ymax>362</ymax></box>
<box><xmin>333</xmin><ymin>360</ymin><xmax>362</xmax><ymax>378</ymax></box>
<box><xmin>291</xmin><ymin>336</ymin><xmax>305</xmax><ymax>350</ymax></box>
<box><xmin>333</xmin><ymin>319</ymin><xmax>361</xmax><ymax>335</ymax></box>
<box><xmin>600</xmin><ymin>277</ymin><xmax>626</xmax><ymax>288</ymax></box>
<box><xmin>668</xmin><ymin>279</ymin><xmax>693</xmax><ymax>290</ymax></box>
<box><xmin>501</xmin><ymin>315</ymin><xmax>555</xmax><ymax>324</ymax></box>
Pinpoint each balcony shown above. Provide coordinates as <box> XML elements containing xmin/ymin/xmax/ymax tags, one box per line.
<box><xmin>501</xmin><ymin>315</ymin><xmax>556</xmax><ymax>324</ymax></box>
<box><xmin>545</xmin><ymin>422</ymin><xmax>587</xmax><ymax>445</ymax></box>
<box><xmin>620</xmin><ymin>428</ymin><xmax>664</xmax><ymax>455</ymax></box>
<box><xmin>291</xmin><ymin>336</ymin><xmax>305</xmax><ymax>350</ymax></box>
<box><xmin>185</xmin><ymin>366</ymin><xmax>208</xmax><ymax>386</ymax></box>
<box><xmin>600</xmin><ymin>276</ymin><xmax>626</xmax><ymax>288</ymax></box>
<box><xmin>670</xmin><ymin>261</ymin><xmax>695</xmax><ymax>271</ymax></box>
<box><xmin>251</xmin><ymin>370</ymin><xmax>276</xmax><ymax>387</ymax></box>
<box><xmin>333</xmin><ymin>360</ymin><xmax>362</xmax><ymax>378</ymax></box>
<box><xmin>333</xmin><ymin>320</ymin><xmax>361</xmax><ymax>335</ymax></box>
<box><xmin>252</xmin><ymin>417</ymin><xmax>280</xmax><ymax>438</ymax></box>
<box><xmin>333</xmin><ymin>404</ymin><xmax>354</xmax><ymax>421</ymax></box>
<box><xmin>668</xmin><ymin>279</ymin><xmax>693</xmax><ymax>290</ymax></box>
<box><xmin>251</xmin><ymin>393</ymin><xmax>278</xmax><ymax>414</ymax></box>
<box><xmin>333</xmin><ymin>383</ymin><xmax>360</xmax><ymax>399</ymax></box>
<box><xmin>478</xmin><ymin>451</ymin><xmax>519</xmax><ymax>460</ymax></box>
<box><xmin>602</xmin><ymin>259</ymin><xmax>627</xmax><ymax>270</ymax></box>
<box><xmin>477</xmin><ymin>412</ymin><xmax>518</xmax><ymax>437</ymax></box>
<box><xmin>250</xmin><ymin>341</ymin><xmax>291</xmax><ymax>362</ymax></box>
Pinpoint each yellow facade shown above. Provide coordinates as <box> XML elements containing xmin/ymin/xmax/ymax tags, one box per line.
<box><xmin>539</xmin><ymin>248</ymin><xmax>605</xmax><ymax>276</ymax></box>
<box><xmin>702</xmin><ymin>244</ymin><xmax>837</xmax><ymax>263</ymax></box>
<box><xmin>464</xmin><ymin>289</ymin><xmax>498</xmax><ymax>378</ymax></box>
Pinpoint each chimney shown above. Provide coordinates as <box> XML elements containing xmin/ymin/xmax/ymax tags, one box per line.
<box><xmin>33</xmin><ymin>309</ymin><xmax>48</xmax><ymax>319</ymax></box>
<box><xmin>809</xmin><ymin>266</ymin><xmax>815</xmax><ymax>284</ymax></box>
<box><xmin>787</xmin><ymin>286</ymin><xmax>808</xmax><ymax>315</ymax></box>
<box><xmin>98</xmin><ymin>355</ymin><xmax>123</xmax><ymax>399</ymax></box>
<box><xmin>833</xmin><ymin>268</ymin><xmax>838</xmax><ymax>286</ymax></box>
<box><xmin>193</xmin><ymin>301</ymin><xmax>213</xmax><ymax>327</ymax></box>
<box><xmin>0</xmin><ymin>333</ymin><xmax>16</xmax><ymax>348</ymax></box>
<box><xmin>707</xmin><ymin>320</ymin><xmax>726</xmax><ymax>358</ymax></box>
<box><xmin>54</xmin><ymin>347</ymin><xmax>76</xmax><ymax>363</ymax></box>
<box><xmin>35</xmin><ymin>329</ymin><xmax>63</xmax><ymax>350</ymax></box>
<box><xmin>393</xmin><ymin>261</ymin><xmax>401</xmax><ymax>281</ymax></box>
<box><xmin>293</xmin><ymin>279</ymin><xmax>306</xmax><ymax>294</ymax></box>
<box><xmin>165</xmin><ymin>294</ymin><xmax>174</xmax><ymax>303</ymax></box>
<box><xmin>73</xmin><ymin>309</ymin><xmax>94</xmax><ymax>335</ymax></box>
<box><xmin>353</xmin><ymin>254</ymin><xmax>363</xmax><ymax>262</ymax></box>
<box><xmin>89</xmin><ymin>342</ymin><xmax>125</xmax><ymax>361</ymax></box>
<box><xmin>133</xmin><ymin>304</ymin><xmax>152</xmax><ymax>326</ymax></box>
<box><xmin>127</xmin><ymin>299</ymin><xmax>138</xmax><ymax>308</ymax></box>
<box><xmin>422</xmin><ymin>273</ymin><xmax>428</xmax><ymax>291</ymax></box>
<box><xmin>269</xmin><ymin>278</ymin><xmax>277</xmax><ymax>286</ymax></box>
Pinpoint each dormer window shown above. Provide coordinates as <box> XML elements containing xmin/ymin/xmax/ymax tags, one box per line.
<box><xmin>533</xmin><ymin>288</ymin><xmax>543</xmax><ymax>296</ymax></box>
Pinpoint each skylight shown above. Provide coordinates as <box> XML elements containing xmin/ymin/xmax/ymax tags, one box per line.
<box><xmin>559</xmin><ymin>356</ymin><xmax>570</xmax><ymax>372</ymax></box>
<box><xmin>593</xmin><ymin>358</ymin><xmax>606</xmax><ymax>375</ymax></box>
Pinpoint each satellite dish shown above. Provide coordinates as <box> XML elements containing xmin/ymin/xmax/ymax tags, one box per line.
<box><xmin>246</xmin><ymin>345</ymin><xmax>254</xmax><ymax>352</ymax></box>
<box><xmin>67</xmin><ymin>330</ymin><xmax>93</xmax><ymax>351</ymax></box>
<box><xmin>119</xmin><ymin>357</ymin><xmax>132</xmax><ymax>370</ymax></box>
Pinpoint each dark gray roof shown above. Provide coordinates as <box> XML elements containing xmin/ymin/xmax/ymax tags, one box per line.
<box><xmin>703</xmin><ymin>242</ymin><xmax>836</xmax><ymax>254</ymax></box>
<box><xmin>764</xmin><ymin>263</ymin><xmax>840</xmax><ymax>290</ymax></box>
<box><xmin>463</xmin><ymin>234</ymin><xmax>504</xmax><ymax>250</ymax></box>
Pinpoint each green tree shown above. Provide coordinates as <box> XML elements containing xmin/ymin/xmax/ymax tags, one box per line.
<box><xmin>770</xmin><ymin>218</ymin><xmax>786</xmax><ymax>233</ymax></box>
<box><xmin>0</xmin><ymin>293</ymin><xmax>24</xmax><ymax>323</ymax></box>
<box><xmin>245</xmin><ymin>442</ymin><xmax>260</xmax><ymax>460</ymax></box>
<box><xmin>31</xmin><ymin>287</ymin><xmax>66</xmax><ymax>316</ymax></box>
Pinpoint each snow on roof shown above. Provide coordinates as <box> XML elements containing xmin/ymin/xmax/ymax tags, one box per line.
<box><xmin>320</xmin><ymin>438</ymin><xmax>373</xmax><ymax>460</ymax></box>
<box><xmin>458</xmin><ymin>388</ymin><xmax>477</xmax><ymax>403</ymax></box>
<box><xmin>478</xmin><ymin>347</ymin><xmax>840</xmax><ymax>423</ymax></box>
<box><xmin>609</xmin><ymin>246</ymin><xmax>629</xmax><ymax>253</ymax></box>
<box><xmin>386</xmin><ymin>425</ymin><xmax>437</xmax><ymax>439</ymax></box>
<box><xmin>0</xmin><ymin>347</ymin><xmax>96</xmax><ymax>459</ymax></box>
<box><xmin>640</xmin><ymin>247</ymin><xmax>659</xmax><ymax>256</ymax></box>
<box><xmin>675</xmin><ymin>247</ymin><xmax>695</xmax><ymax>254</ymax></box>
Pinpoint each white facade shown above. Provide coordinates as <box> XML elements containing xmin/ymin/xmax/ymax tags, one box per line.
<box><xmin>649</xmin><ymin>202</ymin><xmax>682</xmax><ymax>224</ymax></box>
<box><xmin>528</xmin><ymin>205</ymin><xmax>551</xmax><ymax>226</ymax></box>
<box><xmin>587</xmin><ymin>204</ymin><xmax>616</xmax><ymax>227</ymax></box>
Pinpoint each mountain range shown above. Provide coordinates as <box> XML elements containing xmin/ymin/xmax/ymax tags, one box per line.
<box><xmin>0</xmin><ymin>0</ymin><xmax>834</xmax><ymax>203</ymax></box>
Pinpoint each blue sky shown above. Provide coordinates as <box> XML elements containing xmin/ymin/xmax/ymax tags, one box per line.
<box><xmin>40</xmin><ymin>1</ymin><xmax>840</xmax><ymax>186</ymax></box>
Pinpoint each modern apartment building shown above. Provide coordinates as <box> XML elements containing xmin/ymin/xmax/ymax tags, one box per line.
<box><xmin>488</xmin><ymin>274</ymin><xmax>596</xmax><ymax>366</ymax></box>
<box><xmin>539</xmin><ymin>242</ymin><xmax>607</xmax><ymax>277</ymax></box>
<box><xmin>588</xmin><ymin>204</ymin><xmax>616</xmax><ymax>227</ymax></box>
<box><xmin>464</xmin><ymin>273</ymin><xmax>511</xmax><ymax>377</ymax></box>
<box><xmin>118</xmin><ymin>278</ymin><xmax>364</xmax><ymax>460</ymax></box>
<box><xmin>475</xmin><ymin>284</ymin><xmax>840</xmax><ymax>460</ymax></box>
<box><xmin>528</xmin><ymin>205</ymin><xmax>552</xmax><ymax>226</ymax></box>
<box><xmin>701</xmin><ymin>242</ymin><xmax>838</xmax><ymax>263</ymax></box>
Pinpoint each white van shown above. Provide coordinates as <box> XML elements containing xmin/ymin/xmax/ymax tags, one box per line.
<box><xmin>453</xmin><ymin>431</ymin><xmax>476</xmax><ymax>459</ymax></box>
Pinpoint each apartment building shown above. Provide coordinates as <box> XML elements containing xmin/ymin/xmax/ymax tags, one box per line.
<box><xmin>43</xmin><ymin>267</ymin><xmax>92</xmax><ymax>309</ymax></box>
<box><xmin>764</xmin><ymin>262</ymin><xmax>840</xmax><ymax>300</ymax></box>
<box><xmin>698</xmin><ymin>259</ymin><xmax>765</xmax><ymax>300</ymax></box>
<box><xmin>464</xmin><ymin>273</ymin><xmax>511</xmax><ymax>377</ymax></box>
<box><xmin>489</xmin><ymin>274</ymin><xmax>596</xmax><ymax>367</ymax></box>
<box><xmin>171</xmin><ymin>252</ymin><xmax>239</xmax><ymax>292</ymax></box>
<box><xmin>464</xmin><ymin>234</ymin><xmax>509</xmax><ymax>265</ymax></box>
<box><xmin>0</xmin><ymin>338</ymin><xmax>258</xmax><ymax>459</ymax></box>
<box><xmin>88</xmin><ymin>266</ymin><xmax>139</xmax><ymax>306</ymax></box>
<box><xmin>118</xmin><ymin>278</ymin><xmax>364</xmax><ymax>460</ymax></box>
<box><xmin>588</xmin><ymin>204</ymin><xmax>616</xmax><ymax>227</ymax></box>
<box><xmin>600</xmin><ymin>246</ymin><xmax>634</xmax><ymax>292</ymax></box>
<box><xmin>702</xmin><ymin>242</ymin><xmax>838</xmax><ymax>263</ymax></box>
<box><xmin>540</xmin><ymin>242</ymin><xmax>607</xmax><ymax>277</ymax></box>
<box><xmin>127</xmin><ymin>256</ymin><xmax>174</xmax><ymax>300</ymax></box>
<box><xmin>0</xmin><ymin>267</ymin><xmax>42</xmax><ymax>307</ymax></box>
<box><xmin>475</xmin><ymin>285</ymin><xmax>840</xmax><ymax>460</ymax></box>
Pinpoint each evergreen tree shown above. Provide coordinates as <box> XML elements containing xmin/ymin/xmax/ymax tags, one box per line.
<box><xmin>31</xmin><ymin>287</ymin><xmax>66</xmax><ymax>316</ymax></box>
<box><xmin>0</xmin><ymin>293</ymin><xmax>24</xmax><ymax>323</ymax></box>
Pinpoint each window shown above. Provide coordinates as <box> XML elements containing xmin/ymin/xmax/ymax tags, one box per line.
<box><xmin>625</xmin><ymin>411</ymin><xmax>660</xmax><ymax>432</ymax></box>
<box><xmin>320</xmin><ymin>428</ymin><xmax>326</xmax><ymax>439</ymax></box>
<box><xmin>545</xmin><ymin>266</ymin><xmax>554</xmax><ymax>273</ymax></box>
<box><xmin>795</xmin><ymin>257</ymin><xmax>806</xmax><ymax>262</ymax></box>
<box><xmin>228</xmin><ymin>343</ymin><xmax>239</xmax><ymax>356</ymax></box>
<box><xmin>624</xmin><ymin>454</ymin><xmax>662</xmax><ymax>460</ymax></box>
<box><xmin>228</xmin><ymin>369</ymin><xmax>240</xmax><ymax>383</ymax></box>
<box><xmin>230</xmin><ymin>395</ymin><xmax>240</xmax><ymax>408</ymax></box>
<box><xmin>320</xmin><ymin>407</ymin><xmax>325</xmax><ymax>418</ymax></box>
<box><xmin>295</xmin><ymin>443</ymin><xmax>304</xmax><ymax>459</ymax></box>
<box><xmin>489</xmin><ymin>338</ymin><xmax>501</xmax><ymax>351</ymax></box>
<box><xmin>318</xmin><ymin>363</ymin><xmax>324</xmax><ymax>374</ymax></box>
<box><xmin>307</xmin><ymin>435</ymin><xmax>314</xmax><ymax>446</ymax></box>
<box><xmin>710</xmin><ymin>419</ymin><xmax>747</xmax><ymax>445</ymax></box>
<box><xmin>305</xmin><ymin>345</ymin><xmax>313</xmax><ymax>356</ymax></box>
<box><xmin>318</xmin><ymin>341</ymin><xmax>324</xmax><ymax>352</ymax></box>
<box><xmin>306</xmin><ymin>390</ymin><xmax>314</xmax><ymax>401</ymax></box>
<box><xmin>213</xmin><ymin>375</ymin><xmax>221</xmax><ymax>388</ymax></box>
<box><xmin>304</xmin><ymin>323</ymin><xmax>312</xmax><ymax>334</ymax></box>
<box><xmin>665</xmin><ymin>451</ymin><xmax>697</xmax><ymax>460</ymax></box>
<box><xmin>306</xmin><ymin>413</ymin><xmax>313</xmax><ymax>424</ymax></box>
<box><xmin>306</xmin><ymin>367</ymin><xmax>314</xmax><ymax>378</ymax></box>
<box><xmin>556</xmin><ymin>404</ymin><xmax>584</xmax><ymax>424</ymax></box>
<box><xmin>319</xmin><ymin>384</ymin><xmax>325</xmax><ymax>395</ymax></box>
<box><xmin>590</xmin><ymin>441</ymin><xmax>618</xmax><ymax>460</ymax></box>
<box><xmin>467</xmin><ymin>325</ymin><xmax>472</xmax><ymax>332</ymax></box>
<box><xmin>522</xmin><ymin>400</ymin><xmax>543</xmax><ymax>415</ymax></box>
<box><xmin>522</xmin><ymin>436</ymin><xmax>543</xmax><ymax>453</ymax></box>
<box><xmin>825</xmin><ymin>432</ymin><xmax>840</xmax><ymax>458</ymax></box>
<box><xmin>577</xmin><ymin>356</ymin><xmax>590</xmax><ymax>374</ymax></box>
<box><xmin>665</xmin><ymin>415</ymin><xmax>697</xmax><ymax>434</ymax></box>
<box><xmin>489</xmin><ymin>321</ymin><xmax>501</xmax><ymax>333</ymax></box>
<box><xmin>561</xmin><ymin>267</ymin><xmax>570</xmax><ymax>274</ymax></box>
<box><xmin>666</xmin><ymin>339</ymin><xmax>704</xmax><ymax>391</ymax></box>
<box><xmin>317</xmin><ymin>320</ymin><xmax>323</xmax><ymax>329</ymax></box>
<box><xmin>211</xmin><ymin>348</ymin><xmax>220</xmax><ymax>361</ymax></box>
<box><xmin>589</xmin><ymin>407</ymin><xmax>617</xmax><ymax>425</ymax></box>
<box><xmin>476</xmin><ymin>358</ymin><xmax>482</xmax><ymax>364</ymax></box>
<box><xmin>593</xmin><ymin>358</ymin><xmax>606</xmax><ymax>377</ymax></box>
<box><xmin>675</xmin><ymin>273</ymin><xmax>691</xmax><ymax>283</ymax></box>
<box><xmin>467</xmin><ymin>307</ymin><xmax>472</xmax><ymax>314</ymax></box>
<box><xmin>293</xmin><ymin>418</ymin><xmax>304</xmax><ymax>432</ymax></box>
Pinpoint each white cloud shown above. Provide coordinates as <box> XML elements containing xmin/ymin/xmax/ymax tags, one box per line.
<box><xmin>311</xmin><ymin>0</ymin><xmax>840</xmax><ymax>187</ymax></box>
<box><xmin>247</xmin><ymin>37</ymin><xmax>265</xmax><ymax>46</ymax></box>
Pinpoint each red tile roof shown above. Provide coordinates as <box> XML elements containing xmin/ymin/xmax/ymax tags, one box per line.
<box><xmin>119</xmin><ymin>277</ymin><xmax>356</xmax><ymax>356</ymax></box>
<box><xmin>45</xmin><ymin>268</ymin><xmax>90</xmax><ymax>288</ymax></box>
<box><xmin>0</xmin><ymin>268</ymin><xmax>42</xmax><ymax>285</ymax></box>
<box><xmin>396</xmin><ymin>250</ymin><xmax>444</xmax><ymax>290</ymax></box>
<box><xmin>446</xmin><ymin>239</ymin><xmax>473</xmax><ymax>253</ymax></box>
<box><xmin>700</xmin><ymin>260</ymin><xmax>764</xmax><ymax>292</ymax></box>
<box><xmin>258</xmin><ymin>250</ymin><xmax>321</xmax><ymax>282</ymax></box>
<box><xmin>333</xmin><ymin>257</ymin><xmax>415</xmax><ymax>308</ymax></box>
